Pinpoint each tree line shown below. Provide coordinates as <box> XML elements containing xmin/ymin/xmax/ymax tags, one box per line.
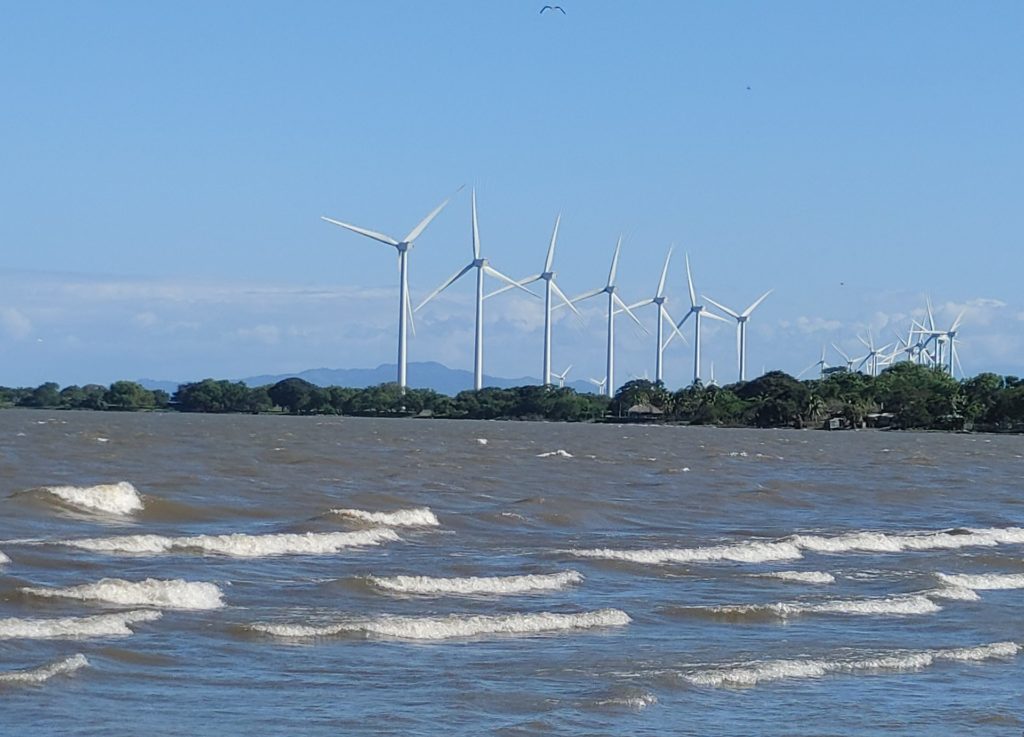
<box><xmin>1</xmin><ymin>364</ymin><xmax>1023</xmax><ymax>431</ymax></box>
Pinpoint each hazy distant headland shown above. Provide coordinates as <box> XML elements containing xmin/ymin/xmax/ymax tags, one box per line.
<box><xmin>3</xmin><ymin>363</ymin><xmax>1023</xmax><ymax>432</ymax></box>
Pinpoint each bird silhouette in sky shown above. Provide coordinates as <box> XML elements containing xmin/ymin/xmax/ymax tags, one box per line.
<box><xmin>540</xmin><ymin>5</ymin><xmax>566</xmax><ymax>14</ymax></box>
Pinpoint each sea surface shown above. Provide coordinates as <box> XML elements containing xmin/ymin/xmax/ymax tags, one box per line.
<box><xmin>1</xmin><ymin>409</ymin><xmax>1022</xmax><ymax>736</ymax></box>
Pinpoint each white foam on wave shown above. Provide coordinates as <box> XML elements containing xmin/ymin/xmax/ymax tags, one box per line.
<box><xmin>569</xmin><ymin>526</ymin><xmax>1024</xmax><ymax>566</ymax></box>
<box><xmin>40</xmin><ymin>482</ymin><xmax>144</xmax><ymax>515</ymax></box>
<box><xmin>0</xmin><ymin>549</ymin><xmax>9</xmax><ymax>565</ymax></box>
<box><xmin>367</xmin><ymin>571</ymin><xmax>583</xmax><ymax>596</ymax></box>
<box><xmin>63</xmin><ymin>528</ymin><xmax>399</xmax><ymax>557</ymax></box>
<box><xmin>250</xmin><ymin>608</ymin><xmax>630</xmax><ymax>641</ymax></box>
<box><xmin>0</xmin><ymin>610</ymin><xmax>162</xmax><ymax>639</ymax></box>
<box><xmin>22</xmin><ymin>578</ymin><xmax>224</xmax><ymax>610</ymax></box>
<box><xmin>686</xmin><ymin>641</ymin><xmax>1020</xmax><ymax>688</ymax></box>
<box><xmin>709</xmin><ymin>594</ymin><xmax>941</xmax><ymax>619</ymax></box>
<box><xmin>758</xmin><ymin>571</ymin><xmax>836</xmax><ymax>584</ymax></box>
<box><xmin>570</xmin><ymin>540</ymin><xmax>803</xmax><ymax>565</ymax></box>
<box><xmin>537</xmin><ymin>449</ymin><xmax>573</xmax><ymax>458</ymax></box>
<box><xmin>0</xmin><ymin>654</ymin><xmax>90</xmax><ymax>685</ymax></box>
<box><xmin>935</xmin><ymin>572</ymin><xmax>1024</xmax><ymax>590</ymax></box>
<box><xmin>330</xmin><ymin>507</ymin><xmax>439</xmax><ymax>527</ymax></box>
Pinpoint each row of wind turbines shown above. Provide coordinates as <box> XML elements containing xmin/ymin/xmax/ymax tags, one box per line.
<box><xmin>801</xmin><ymin>300</ymin><xmax>967</xmax><ymax>379</ymax></box>
<box><xmin>321</xmin><ymin>189</ymin><xmax>772</xmax><ymax>397</ymax></box>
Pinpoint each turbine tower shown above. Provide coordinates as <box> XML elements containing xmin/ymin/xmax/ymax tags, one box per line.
<box><xmin>672</xmin><ymin>254</ymin><xmax>728</xmax><ymax>384</ymax></box>
<box><xmin>321</xmin><ymin>188</ymin><xmax>461</xmax><ymax>391</ymax></box>
<box><xmin>571</xmin><ymin>238</ymin><xmax>647</xmax><ymax>398</ymax></box>
<box><xmin>703</xmin><ymin>289</ymin><xmax>773</xmax><ymax>381</ymax></box>
<box><xmin>490</xmin><ymin>215</ymin><xmax>580</xmax><ymax>385</ymax></box>
<box><xmin>415</xmin><ymin>190</ymin><xmax>534</xmax><ymax>391</ymax></box>
<box><xmin>626</xmin><ymin>246</ymin><xmax>687</xmax><ymax>384</ymax></box>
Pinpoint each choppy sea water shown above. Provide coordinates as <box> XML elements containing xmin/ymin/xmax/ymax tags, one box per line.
<box><xmin>1</xmin><ymin>409</ymin><xmax>1022</xmax><ymax>736</ymax></box>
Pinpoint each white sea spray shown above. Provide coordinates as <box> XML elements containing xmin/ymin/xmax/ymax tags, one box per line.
<box><xmin>0</xmin><ymin>610</ymin><xmax>162</xmax><ymax>639</ymax></box>
<box><xmin>367</xmin><ymin>571</ymin><xmax>583</xmax><ymax>595</ymax></box>
<box><xmin>40</xmin><ymin>482</ymin><xmax>144</xmax><ymax>515</ymax></box>
<box><xmin>0</xmin><ymin>654</ymin><xmax>90</xmax><ymax>684</ymax></box>
<box><xmin>22</xmin><ymin>578</ymin><xmax>224</xmax><ymax>610</ymax></box>
<box><xmin>329</xmin><ymin>507</ymin><xmax>439</xmax><ymax>527</ymax></box>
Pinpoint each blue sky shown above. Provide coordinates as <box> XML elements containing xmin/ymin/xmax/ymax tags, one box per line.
<box><xmin>2</xmin><ymin>1</ymin><xmax>1022</xmax><ymax>388</ymax></box>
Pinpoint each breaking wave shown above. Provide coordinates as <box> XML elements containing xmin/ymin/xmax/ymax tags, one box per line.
<box><xmin>0</xmin><ymin>654</ymin><xmax>90</xmax><ymax>685</ymax></box>
<box><xmin>367</xmin><ymin>571</ymin><xmax>583</xmax><ymax>596</ymax></box>
<box><xmin>685</xmin><ymin>594</ymin><xmax>941</xmax><ymax>621</ymax></box>
<box><xmin>758</xmin><ymin>571</ymin><xmax>836</xmax><ymax>584</ymax></box>
<box><xmin>329</xmin><ymin>507</ymin><xmax>439</xmax><ymax>527</ymax></box>
<box><xmin>249</xmin><ymin>608</ymin><xmax>630</xmax><ymax>641</ymax></box>
<box><xmin>61</xmin><ymin>528</ymin><xmax>399</xmax><ymax>557</ymax></box>
<box><xmin>686</xmin><ymin>641</ymin><xmax>1020</xmax><ymax>688</ymax></box>
<box><xmin>537</xmin><ymin>449</ymin><xmax>573</xmax><ymax>458</ymax></box>
<box><xmin>935</xmin><ymin>572</ymin><xmax>1024</xmax><ymax>590</ymax></box>
<box><xmin>39</xmin><ymin>482</ymin><xmax>144</xmax><ymax>516</ymax></box>
<box><xmin>569</xmin><ymin>526</ymin><xmax>1024</xmax><ymax>566</ymax></box>
<box><xmin>0</xmin><ymin>549</ymin><xmax>9</xmax><ymax>565</ymax></box>
<box><xmin>0</xmin><ymin>610</ymin><xmax>162</xmax><ymax>639</ymax></box>
<box><xmin>22</xmin><ymin>578</ymin><xmax>224</xmax><ymax>610</ymax></box>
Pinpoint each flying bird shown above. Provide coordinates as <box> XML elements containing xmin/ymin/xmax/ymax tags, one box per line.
<box><xmin>540</xmin><ymin>5</ymin><xmax>566</xmax><ymax>14</ymax></box>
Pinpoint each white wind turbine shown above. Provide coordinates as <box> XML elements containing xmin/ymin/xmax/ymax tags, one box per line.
<box><xmin>490</xmin><ymin>215</ymin><xmax>580</xmax><ymax>385</ymax></box>
<box><xmin>831</xmin><ymin>343</ymin><xmax>864</xmax><ymax>372</ymax></box>
<box><xmin>703</xmin><ymin>289</ymin><xmax>773</xmax><ymax>382</ymax></box>
<box><xmin>671</xmin><ymin>254</ymin><xmax>729</xmax><ymax>384</ymax></box>
<box><xmin>552</xmin><ymin>365</ymin><xmax>572</xmax><ymax>388</ymax></box>
<box><xmin>798</xmin><ymin>346</ymin><xmax>829</xmax><ymax>379</ymax></box>
<box><xmin>571</xmin><ymin>238</ymin><xmax>647</xmax><ymax>398</ymax></box>
<box><xmin>856</xmin><ymin>333</ymin><xmax>891</xmax><ymax>377</ymax></box>
<box><xmin>321</xmin><ymin>188</ymin><xmax>461</xmax><ymax>391</ymax></box>
<box><xmin>588</xmin><ymin>376</ymin><xmax>607</xmax><ymax>394</ymax></box>
<box><xmin>626</xmin><ymin>246</ymin><xmax>687</xmax><ymax>384</ymax></box>
<box><xmin>415</xmin><ymin>190</ymin><xmax>535</xmax><ymax>391</ymax></box>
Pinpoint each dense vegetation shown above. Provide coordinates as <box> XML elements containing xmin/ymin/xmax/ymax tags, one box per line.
<box><xmin>2</xmin><ymin>364</ymin><xmax>1023</xmax><ymax>431</ymax></box>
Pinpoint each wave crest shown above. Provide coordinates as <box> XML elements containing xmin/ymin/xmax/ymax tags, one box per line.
<box><xmin>0</xmin><ymin>654</ymin><xmax>90</xmax><ymax>685</ymax></box>
<box><xmin>936</xmin><ymin>572</ymin><xmax>1024</xmax><ymax>590</ymax></box>
<box><xmin>22</xmin><ymin>578</ymin><xmax>224</xmax><ymax>610</ymax></box>
<box><xmin>40</xmin><ymin>482</ymin><xmax>144</xmax><ymax>516</ymax></box>
<box><xmin>249</xmin><ymin>609</ymin><xmax>630</xmax><ymax>641</ymax></box>
<box><xmin>570</xmin><ymin>540</ymin><xmax>803</xmax><ymax>565</ymax></box>
<box><xmin>686</xmin><ymin>641</ymin><xmax>1020</xmax><ymax>688</ymax></box>
<box><xmin>758</xmin><ymin>571</ymin><xmax>835</xmax><ymax>584</ymax></box>
<box><xmin>0</xmin><ymin>610</ymin><xmax>162</xmax><ymax>639</ymax></box>
<box><xmin>63</xmin><ymin>528</ymin><xmax>399</xmax><ymax>557</ymax></box>
<box><xmin>698</xmin><ymin>594</ymin><xmax>941</xmax><ymax>620</ymax></box>
<box><xmin>367</xmin><ymin>571</ymin><xmax>583</xmax><ymax>596</ymax></box>
<box><xmin>330</xmin><ymin>507</ymin><xmax>439</xmax><ymax>527</ymax></box>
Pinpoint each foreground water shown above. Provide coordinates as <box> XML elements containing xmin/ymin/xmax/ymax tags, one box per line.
<box><xmin>1</xmin><ymin>409</ymin><xmax>1021</xmax><ymax>736</ymax></box>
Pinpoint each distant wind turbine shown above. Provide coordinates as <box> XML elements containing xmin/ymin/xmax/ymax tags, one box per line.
<box><xmin>798</xmin><ymin>346</ymin><xmax>828</xmax><ymax>379</ymax></box>
<box><xmin>626</xmin><ymin>246</ymin><xmax>687</xmax><ymax>384</ymax></box>
<box><xmin>416</xmin><ymin>190</ymin><xmax>535</xmax><ymax>391</ymax></box>
<box><xmin>571</xmin><ymin>238</ymin><xmax>648</xmax><ymax>398</ymax></box>
<box><xmin>321</xmin><ymin>187</ymin><xmax>462</xmax><ymax>391</ymax></box>
<box><xmin>552</xmin><ymin>365</ymin><xmax>572</xmax><ymax>388</ymax></box>
<box><xmin>670</xmin><ymin>254</ymin><xmax>729</xmax><ymax>384</ymax></box>
<box><xmin>703</xmin><ymin>289</ymin><xmax>772</xmax><ymax>381</ymax></box>
<box><xmin>489</xmin><ymin>215</ymin><xmax>580</xmax><ymax>385</ymax></box>
<box><xmin>588</xmin><ymin>376</ymin><xmax>607</xmax><ymax>394</ymax></box>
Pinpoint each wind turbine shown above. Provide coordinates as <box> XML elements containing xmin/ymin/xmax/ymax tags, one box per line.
<box><xmin>588</xmin><ymin>376</ymin><xmax>607</xmax><ymax>395</ymax></box>
<box><xmin>626</xmin><ymin>246</ymin><xmax>687</xmax><ymax>384</ymax></box>
<box><xmin>914</xmin><ymin>310</ymin><xmax>965</xmax><ymax>376</ymax></box>
<box><xmin>798</xmin><ymin>346</ymin><xmax>828</xmax><ymax>379</ymax></box>
<box><xmin>671</xmin><ymin>254</ymin><xmax>729</xmax><ymax>384</ymax></box>
<box><xmin>489</xmin><ymin>215</ymin><xmax>580</xmax><ymax>385</ymax></box>
<box><xmin>831</xmin><ymin>343</ymin><xmax>864</xmax><ymax>372</ymax></box>
<box><xmin>321</xmin><ymin>188</ymin><xmax>461</xmax><ymax>391</ymax></box>
<box><xmin>552</xmin><ymin>365</ymin><xmax>572</xmax><ymax>388</ymax></box>
<box><xmin>703</xmin><ymin>289</ymin><xmax>773</xmax><ymax>382</ymax></box>
<box><xmin>856</xmin><ymin>333</ymin><xmax>891</xmax><ymax>377</ymax></box>
<box><xmin>415</xmin><ymin>190</ymin><xmax>534</xmax><ymax>390</ymax></box>
<box><xmin>571</xmin><ymin>238</ymin><xmax>647</xmax><ymax>398</ymax></box>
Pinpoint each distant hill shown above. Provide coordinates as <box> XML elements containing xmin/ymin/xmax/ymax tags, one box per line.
<box><xmin>139</xmin><ymin>362</ymin><xmax>597</xmax><ymax>396</ymax></box>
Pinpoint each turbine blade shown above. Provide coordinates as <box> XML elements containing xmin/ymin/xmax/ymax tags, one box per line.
<box><xmin>415</xmin><ymin>262</ymin><xmax>474</xmax><ymax>311</ymax></box>
<box><xmin>662</xmin><ymin>305</ymin><xmax>688</xmax><ymax>345</ymax></box>
<box><xmin>471</xmin><ymin>189</ymin><xmax>480</xmax><ymax>259</ymax></box>
<box><xmin>607</xmin><ymin>237</ymin><xmax>622</xmax><ymax>287</ymax></box>
<box><xmin>949</xmin><ymin>309</ymin><xmax>966</xmax><ymax>332</ymax></box>
<box><xmin>703</xmin><ymin>295</ymin><xmax>739</xmax><ymax>320</ymax></box>
<box><xmin>831</xmin><ymin>343</ymin><xmax>850</xmax><ymax>362</ymax></box>
<box><xmin>544</xmin><ymin>214</ymin><xmax>561</xmax><ymax>272</ymax></box>
<box><xmin>703</xmin><ymin>310</ymin><xmax>731</xmax><ymax>324</ymax></box>
<box><xmin>402</xmin><ymin>185</ymin><xmax>464</xmax><ymax>244</ymax></box>
<box><xmin>741</xmin><ymin>289</ymin><xmax>773</xmax><ymax>318</ymax></box>
<box><xmin>406</xmin><ymin>283</ymin><xmax>417</xmax><ymax>338</ymax></box>
<box><xmin>551</xmin><ymin>281</ymin><xmax>582</xmax><ymax>317</ymax></box>
<box><xmin>656</xmin><ymin>245</ymin><xmax>673</xmax><ymax>297</ymax></box>
<box><xmin>483</xmin><ymin>265</ymin><xmax>537</xmax><ymax>298</ymax></box>
<box><xmin>676</xmin><ymin>310</ymin><xmax>694</xmax><ymax>330</ymax></box>
<box><xmin>321</xmin><ymin>217</ymin><xmax>399</xmax><ymax>247</ymax></box>
<box><xmin>484</xmin><ymin>273</ymin><xmax>541</xmax><ymax>299</ymax></box>
<box><xmin>614</xmin><ymin>294</ymin><xmax>649</xmax><ymax>333</ymax></box>
<box><xmin>685</xmin><ymin>253</ymin><xmax>697</xmax><ymax>306</ymax></box>
<box><xmin>627</xmin><ymin>298</ymin><xmax>655</xmax><ymax>310</ymax></box>
<box><xmin>571</xmin><ymin>287</ymin><xmax>605</xmax><ymax>304</ymax></box>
